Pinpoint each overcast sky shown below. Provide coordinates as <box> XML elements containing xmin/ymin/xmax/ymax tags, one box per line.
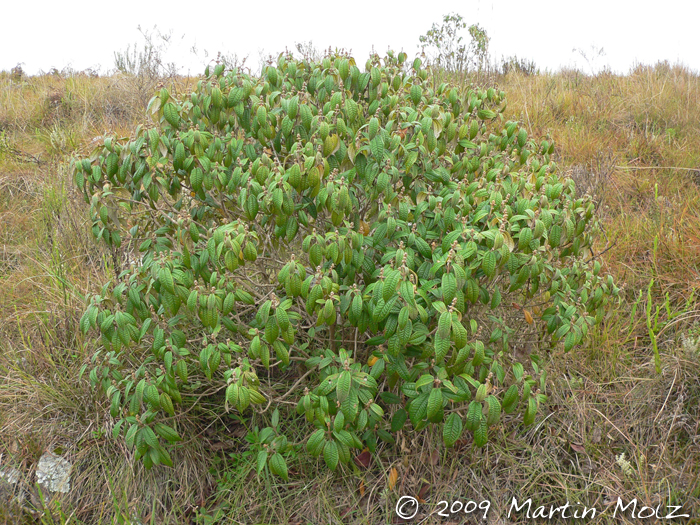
<box><xmin>3</xmin><ymin>0</ymin><xmax>697</xmax><ymax>76</ymax></box>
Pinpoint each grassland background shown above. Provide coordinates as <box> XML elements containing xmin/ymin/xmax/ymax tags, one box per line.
<box><xmin>0</xmin><ymin>55</ymin><xmax>699</xmax><ymax>524</ymax></box>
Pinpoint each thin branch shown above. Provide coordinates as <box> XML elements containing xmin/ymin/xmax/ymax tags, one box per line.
<box><xmin>583</xmin><ymin>234</ymin><xmax>619</xmax><ymax>264</ymax></box>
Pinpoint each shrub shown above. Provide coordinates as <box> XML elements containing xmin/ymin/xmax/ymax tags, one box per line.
<box><xmin>419</xmin><ymin>13</ymin><xmax>490</xmax><ymax>74</ymax></box>
<box><xmin>74</xmin><ymin>50</ymin><xmax>618</xmax><ymax>475</ymax></box>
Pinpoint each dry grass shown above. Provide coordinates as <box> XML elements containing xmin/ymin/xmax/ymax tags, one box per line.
<box><xmin>0</xmin><ymin>60</ymin><xmax>699</xmax><ymax>524</ymax></box>
<box><xmin>205</xmin><ymin>343</ymin><xmax>699</xmax><ymax>525</ymax></box>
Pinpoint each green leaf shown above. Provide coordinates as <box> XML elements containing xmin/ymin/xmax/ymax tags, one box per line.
<box><xmin>256</xmin><ymin>450</ymin><xmax>269</xmax><ymax>475</ymax></box>
<box><xmin>336</xmin><ymin>370</ymin><xmax>352</xmax><ymax>403</ymax></box>
<box><xmin>427</xmin><ymin>387</ymin><xmax>444</xmax><ymax>423</ymax></box>
<box><xmin>159</xmin><ymin>267</ymin><xmax>175</xmax><ymax>294</ymax></box>
<box><xmin>477</xmin><ymin>109</ymin><xmax>497</xmax><ymax>120</ymax></box>
<box><xmin>112</xmin><ymin>419</ymin><xmax>124</xmax><ymax>440</ymax></box>
<box><xmin>443</xmin><ymin>412</ymin><xmax>463</xmax><ymax>447</ymax></box>
<box><xmin>502</xmin><ymin>384</ymin><xmax>519</xmax><ymax>413</ymax></box>
<box><xmin>434</xmin><ymin>333</ymin><xmax>450</xmax><ymax>362</ymax></box>
<box><xmin>158</xmin><ymin>446</ymin><xmax>174</xmax><ymax>467</ymax></box>
<box><xmin>408</xmin><ymin>392</ymin><xmax>429</xmax><ymax>426</ymax></box>
<box><xmin>482</xmin><ymin>250</ymin><xmax>497</xmax><ymax>278</ymax></box>
<box><xmin>324</xmin><ymin>440</ymin><xmax>339</xmax><ymax>471</ymax></box>
<box><xmin>379</xmin><ymin>392</ymin><xmax>402</xmax><ymax>404</ymax></box>
<box><xmin>269</xmin><ymin>452</ymin><xmax>288</xmax><ymax>480</ymax></box>
<box><xmin>374</xmin><ymin>429</ymin><xmax>393</xmax><ymax>445</ymax></box>
<box><xmin>307</xmin><ymin>429</ymin><xmax>326</xmax><ymax>457</ymax></box>
<box><xmin>391</xmin><ymin>408</ymin><xmax>408</xmax><ymax>432</ymax></box>
<box><xmin>438</xmin><ymin>311</ymin><xmax>452</xmax><ymax>340</ymax></box>
<box><xmin>513</xmin><ymin>362</ymin><xmax>524</xmax><ymax>382</ymax></box>
<box><xmin>370</xmin><ymin>135</ymin><xmax>385</xmax><ymax>162</ymax></box>
<box><xmin>415</xmin><ymin>374</ymin><xmax>434</xmax><ymax>390</ymax></box>
<box><xmin>125</xmin><ymin>424</ymin><xmax>138</xmax><ymax>449</ymax></box>
<box><xmin>466</xmin><ymin>400</ymin><xmax>482</xmax><ymax>432</ymax></box>
<box><xmin>153</xmin><ymin>422</ymin><xmax>181</xmax><ymax>443</ymax></box>
<box><xmin>523</xmin><ymin>396</ymin><xmax>538</xmax><ymax>426</ymax></box>
<box><xmin>473</xmin><ymin>418</ymin><xmax>488</xmax><ymax>447</ymax></box>
<box><xmin>485</xmin><ymin>395</ymin><xmax>501</xmax><ymax>426</ymax></box>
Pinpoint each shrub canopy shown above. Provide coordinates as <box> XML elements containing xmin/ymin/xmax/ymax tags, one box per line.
<box><xmin>75</xmin><ymin>50</ymin><xmax>618</xmax><ymax>473</ymax></box>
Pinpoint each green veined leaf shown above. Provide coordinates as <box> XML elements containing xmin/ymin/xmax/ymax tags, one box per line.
<box><xmin>324</xmin><ymin>440</ymin><xmax>339</xmax><ymax>471</ymax></box>
<box><xmin>443</xmin><ymin>412</ymin><xmax>463</xmax><ymax>448</ymax></box>
<box><xmin>434</xmin><ymin>334</ymin><xmax>450</xmax><ymax>363</ymax></box>
<box><xmin>336</xmin><ymin>370</ymin><xmax>352</xmax><ymax>403</ymax></box>
<box><xmin>391</xmin><ymin>408</ymin><xmax>408</xmax><ymax>432</ymax></box>
<box><xmin>254</xmin><ymin>450</ymin><xmax>269</xmax><ymax>476</ymax></box>
<box><xmin>437</xmin><ymin>310</ymin><xmax>451</xmax><ymax>339</ymax></box>
<box><xmin>427</xmin><ymin>387</ymin><xmax>444</xmax><ymax>423</ymax></box>
<box><xmin>307</xmin><ymin>429</ymin><xmax>326</xmax><ymax>456</ymax></box>
<box><xmin>485</xmin><ymin>395</ymin><xmax>501</xmax><ymax>426</ymax></box>
<box><xmin>415</xmin><ymin>374</ymin><xmax>434</xmax><ymax>390</ymax></box>
<box><xmin>466</xmin><ymin>400</ymin><xmax>482</xmax><ymax>432</ymax></box>
<box><xmin>473</xmin><ymin>418</ymin><xmax>488</xmax><ymax>447</ymax></box>
<box><xmin>269</xmin><ymin>452</ymin><xmax>288</xmax><ymax>481</ymax></box>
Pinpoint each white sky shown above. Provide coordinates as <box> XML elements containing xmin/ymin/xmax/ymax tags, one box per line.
<box><xmin>3</xmin><ymin>0</ymin><xmax>698</xmax><ymax>76</ymax></box>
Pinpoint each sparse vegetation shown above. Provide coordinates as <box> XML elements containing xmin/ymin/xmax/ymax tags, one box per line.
<box><xmin>418</xmin><ymin>13</ymin><xmax>490</xmax><ymax>75</ymax></box>
<box><xmin>0</xmin><ymin>19</ymin><xmax>699</xmax><ymax>525</ymax></box>
<box><xmin>499</xmin><ymin>55</ymin><xmax>539</xmax><ymax>76</ymax></box>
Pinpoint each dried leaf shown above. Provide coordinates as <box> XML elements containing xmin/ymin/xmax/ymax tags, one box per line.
<box><xmin>429</xmin><ymin>448</ymin><xmax>439</xmax><ymax>466</ymax></box>
<box><xmin>359</xmin><ymin>479</ymin><xmax>365</xmax><ymax>497</ymax></box>
<box><xmin>388</xmin><ymin>467</ymin><xmax>398</xmax><ymax>491</ymax></box>
<box><xmin>417</xmin><ymin>482</ymin><xmax>430</xmax><ymax>503</ymax></box>
<box><xmin>523</xmin><ymin>309</ymin><xmax>534</xmax><ymax>324</ymax></box>
<box><xmin>360</xmin><ymin>220</ymin><xmax>370</xmax><ymax>235</ymax></box>
<box><xmin>354</xmin><ymin>449</ymin><xmax>371</xmax><ymax>469</ymax></box>
<box><xmin>570</xmin><ymin>442</ymin><xmax>586</xmax><ymax>453</ymax></box>
<box><xmin>454</xmin><ymin>438</ymin><xmax>471</xmax><ymax>451</ymax></box>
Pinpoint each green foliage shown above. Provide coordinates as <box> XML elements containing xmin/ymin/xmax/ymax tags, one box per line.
<box><xmin>419</xmin><ymin>13</ymin><xmax>490</xmax><ymax>73</ymax></box>
<box><xmin>74</xmin><ymin>49</ymin><xmax>618</xmax><ymax>478</ymax></box>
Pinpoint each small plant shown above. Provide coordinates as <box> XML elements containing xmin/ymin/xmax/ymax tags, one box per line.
<box><xmin>114</xmin><ymin>25</ymin><xmax>179</xmax><ymax>79</ymax></box>
<box><xmin>499</xmin><ymin>55</ymin><xmax>539</xmax><ymax>76</ymax></box>
<box><xmin>113</xmin><ymin>25</ymin><xmax>181</xmax><ymax>108</ymax></box>
<box><xmin>615</xmin><ymin>452</ymin><xmax>635</xmax><ymax>478</ymax></box>
<box><xmin>74</xmin><ymin>50</ymin><xmax>618</xmax><ymax>476</ymax></box>
<box><xmin>0</xmin><ymin>130</ymin><xmax>11</xmax><ymax>160</ymax></box>
<box><xmin>419</xmin><ymin>13</ymin><xmax>490</xmax><ymax>74</ymax></box>
<box><xmin>35</xmin><ymin>122</ymin><xmax>80</xmax><ymax>157</ymax></box>
<box><xmin>572</xmin><ymin>45</ymin><xmax>607</xmax><ymax>75</ymax></box>
<box><xmin>680</xmin><ymin>323</ymin><xmax>700</xmax><ymax>357</ymax></box>
<box><xmin>10</xmin><ymin>63</ymin><xmax>25</xmax><ymax>82</ymax></box>
<box><xmin>247</xmin><ymin>408</ymin><xmax>295</xmax><ymax>480</ymax></box>
<box><xmin>294</xmin><ymin>41</ymin><xmax>323</xmax><ymax>63</ymax></box>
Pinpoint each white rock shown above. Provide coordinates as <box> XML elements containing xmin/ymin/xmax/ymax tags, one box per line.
<box><xmin>36</xmin><ymin>453</ymin><xmax>72</xmax><ymax>493</ymax></box>
<box><xmin>0</xmin><ymin>466</ymin><xmax>25</xmax><ymax>507</ymax></box>
<box><xmin>0</xmin><ymin>467</ymin><xmax>20</xmax><ymax>485</ymax></box>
